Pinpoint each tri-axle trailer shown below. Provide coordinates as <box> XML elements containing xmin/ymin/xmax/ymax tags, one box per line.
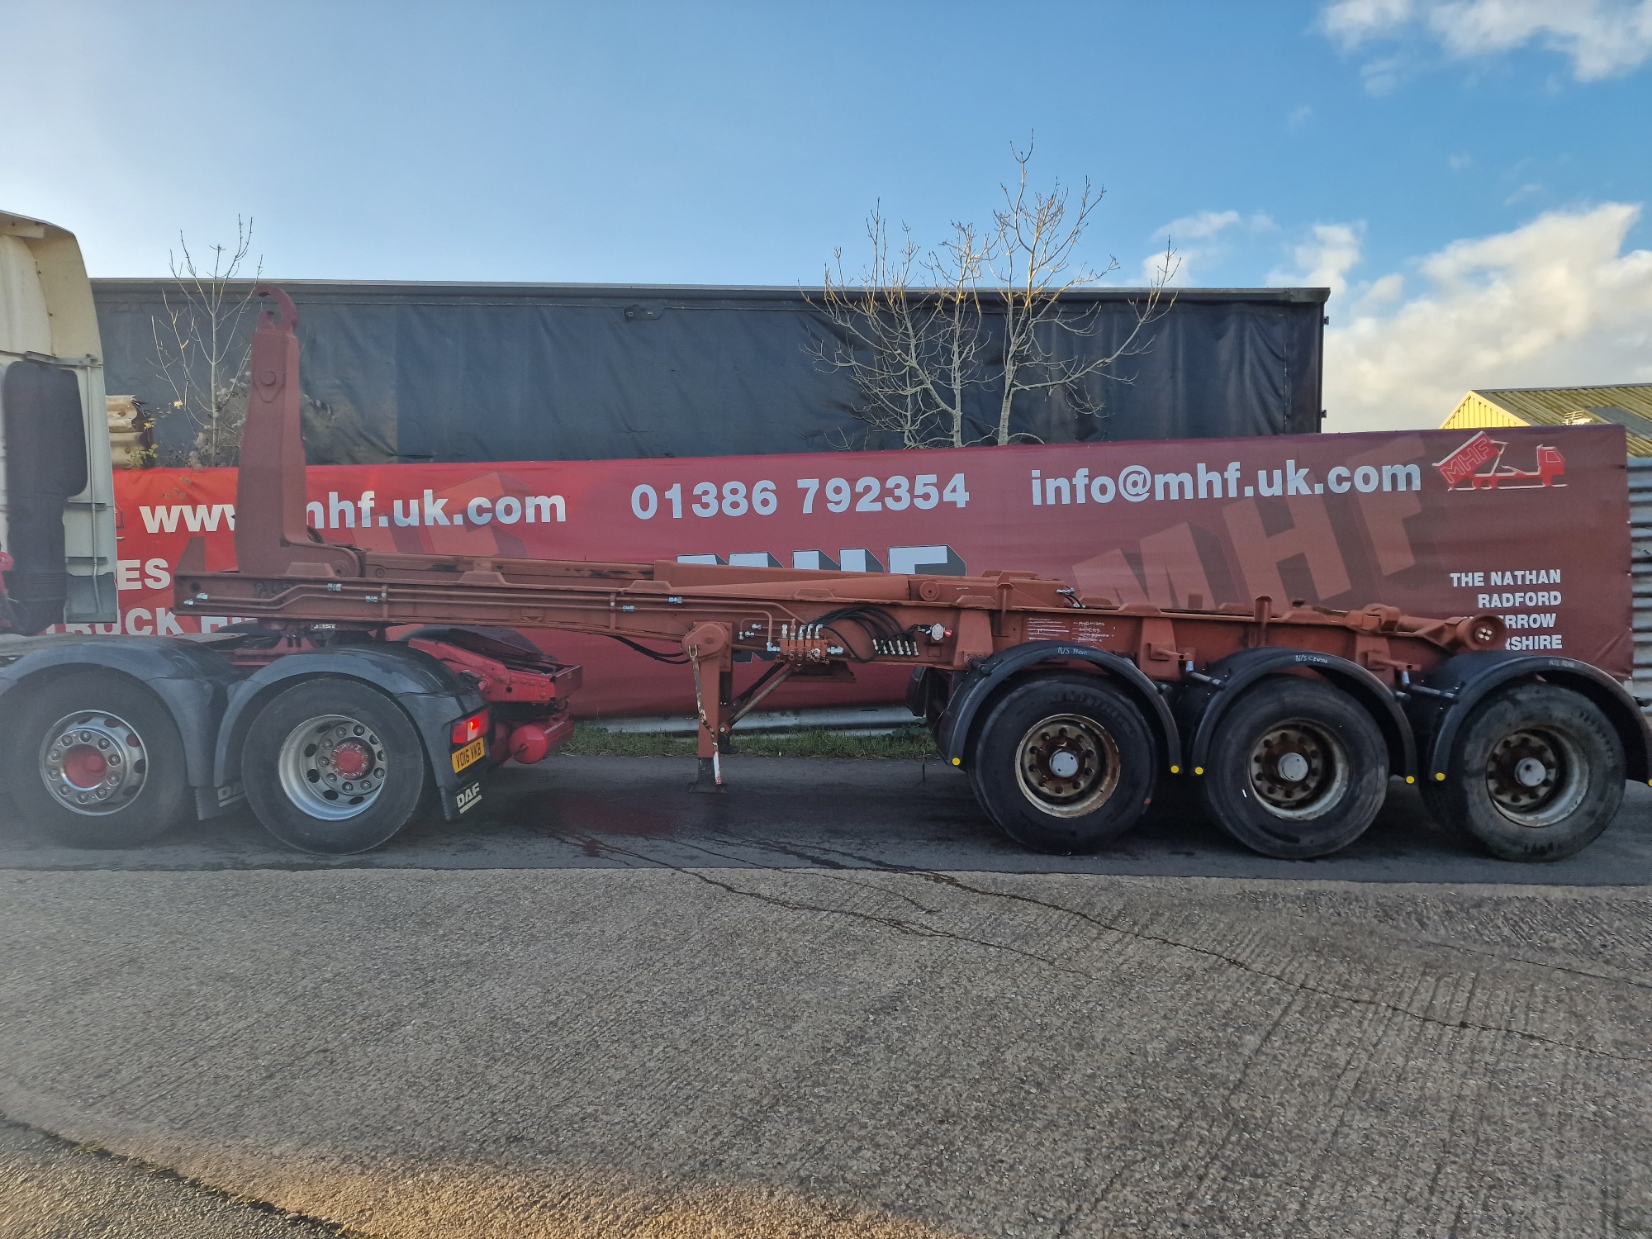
<box><xmin>2</xmin><ymin>228</ymin><xmax>1647</xmax><ymax>862</ymax></box>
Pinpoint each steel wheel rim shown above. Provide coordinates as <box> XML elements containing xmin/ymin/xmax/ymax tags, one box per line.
<box><xmin>277</xmin><ymin>713</ymin><xmax>389</xmax><ymax>821</ymax></box>
<box><xmin>1484</xmin><ymin>726</ymin><xmax>1587</xmax><ymax>828</ymax></box>
<box><xmin>1013</xmin><ymin>713</ymin><xmax>1121</xmax><ymax>818</ymax></box>
<box><xmin>1248</xmin><ymin>720</ymin><xmax>1348</xmax><ymax>820</ymax></box>
<box><xmin>39</xmin><ymin>710</ymin><xmax>149</xmax><ymax>816</ymax></box>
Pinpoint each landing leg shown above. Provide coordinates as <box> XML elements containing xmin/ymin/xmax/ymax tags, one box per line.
<box><xmin>686</xmin><ymin>623</ymin><xmax>733</xmax><ymax>793</ymax></box>
<box><xmin>693</xmin><ymin>754</ymin><xmax>723</xmax><ymax>792</ymax></box>
<box><xmin>717</xmin><ymin>666</ymin><xmax>736</xmax><ymax>756</ymax></box>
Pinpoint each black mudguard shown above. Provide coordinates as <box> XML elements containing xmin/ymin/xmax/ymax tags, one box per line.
<box><xmin>905</xmin><ymin>666</ymin><xmax>952</xmax><ymax>732</ymax></box>
<box><xmin>1406</xmin><ymin>651</ymin><xmax>1652</xmax><ymax>784</ymax></box>
<box><xmin>934</xmin><ymin>641</ymin><xmax>1181</xmax><ymax>774</ymax></box>
<box><xmin>1177</xmin><ymin>647</ymin><xmax>1417</xmax><ymax>783</ymax></box>
<box><xmin>214</xmin><ymin>643</ymin><xmax>489</xmax><ymax>821</ymax></box>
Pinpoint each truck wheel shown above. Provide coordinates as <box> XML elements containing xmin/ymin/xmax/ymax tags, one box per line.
<box><xmin>1201</xmin><ymin>677</ymin><xmax>1388</xmax><ymax>859</ymax></box>
<box><xmin>969</xmin><ymin>675</ymin><xmax>1157</xmax><ymax>853</ymax></box>
<box><xmin>1430</xmin><ymin>682</ymin><xmax>1623</xmax><ymax>861</ymax></box>
<box><xmin>242</xmin><ymin>678</ymin><xmax>427</xmax><ymax>854</ymax></box>
<box><xmin>3</xmin><ymin>671</ymin><xmax>188</xmax><ymax>847</ymax></box>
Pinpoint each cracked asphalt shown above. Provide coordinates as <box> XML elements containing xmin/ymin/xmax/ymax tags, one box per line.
<box><xmin>2</xmin><ymin>756</ymin><xmax>1650</xmax><ymax>1238</ymax></box>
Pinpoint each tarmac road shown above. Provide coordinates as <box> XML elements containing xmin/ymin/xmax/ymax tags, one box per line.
<box><xmin>4</xmin><ymin>754</ymin><xmax>1652</xmax><ymax>883</ymax></box>
<box><xmin>2</xmin><ymin>756</ymin><xmax>1650</xmax><ymax>1238</ymax></box>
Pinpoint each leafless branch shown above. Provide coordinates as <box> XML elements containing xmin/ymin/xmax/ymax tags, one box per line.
<box><xmin>150</xmin><ymin>216</ymin><xmax>262</xmax><ymax>467</ymax></box>
<box><xmin>805</xmin><ymin>206</ymin><xmax>993</xmax><ymax>449</ymax></box>
<box><xmin>987</xmin><ymin>138</ymin><xmax>1177</xmax><ymax>444</ymax></box>
<box><xmin>810</xmin><ymin>141</ymin><xmax>1177</xmax><ymax>448</ymax></box>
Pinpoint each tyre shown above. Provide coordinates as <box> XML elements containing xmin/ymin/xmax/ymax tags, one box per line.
<box><xmin>242</xmin><ymin>677</ymin><xmax>428</xmax><ymax>854</ymax></box>
<box><xmin>969</xmin><ymin>675</ymin><xmax>1157</xmax><ymax>853</ymax></box>
<box><xmin>1201</xmin><ymin>677</ymin><xmax>1388</xmax><ymax>859</ymax></box>
<box><xmin>1428</xmin><ymin>682</ymin><xmax>1623</xmax><ymax>862</ymax></box>
<box><xmin>1</xmin><ymin>671</ymin><xmax>189</xmax><ymax>847</ymax></box>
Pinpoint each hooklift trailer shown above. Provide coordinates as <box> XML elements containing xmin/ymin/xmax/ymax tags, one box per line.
<box><xmin>3</xmin><ymin>275</ymin><xmax>1649</xmax><ymax>862</ymax></box>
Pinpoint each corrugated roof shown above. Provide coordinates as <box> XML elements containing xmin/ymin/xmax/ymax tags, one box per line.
<box><xmin>1442</xmin><ymin>384</ymin><xmax>1652</xmax><ymax>456</ymax></box>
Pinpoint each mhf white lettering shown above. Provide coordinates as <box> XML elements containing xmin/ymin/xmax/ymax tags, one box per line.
<box><xmin>309</xmin><ymin>491</ymin><xmax>565</xmax><ymax>527</ymax></box>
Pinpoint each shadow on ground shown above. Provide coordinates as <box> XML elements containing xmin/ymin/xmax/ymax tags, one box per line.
<box><xmin>2</xmin><ymin>755</ymin><xmax>1648</xmax><ymax>884</ymax></box>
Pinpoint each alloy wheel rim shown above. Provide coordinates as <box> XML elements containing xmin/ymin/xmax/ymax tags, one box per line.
<box><xmin>39</xmin><ymin>710</ymin><xmax>149</xmax><ymax>816</ymax></box>
<box><xmin>277</xmin><ymin>714</ymin><xmax>389</xmax><ymax>821</ymax></box>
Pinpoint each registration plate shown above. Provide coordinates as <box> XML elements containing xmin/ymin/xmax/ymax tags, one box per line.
<box><xmin>451</xmin><ymin>737</ymin><xmax>486</xmax><ymax>773</ymax></box>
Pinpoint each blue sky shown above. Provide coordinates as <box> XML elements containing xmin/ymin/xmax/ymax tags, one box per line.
<box><xmin>7</xmin><ymin>0</ymin><xmax>1652</xmax><ymax>428</ymax></box>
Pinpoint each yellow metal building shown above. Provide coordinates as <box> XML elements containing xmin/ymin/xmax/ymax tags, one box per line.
<box><xmin>1441</xmin><ymin>384</ymin><xmax>1652</xmax><ymax>456</ymax></box>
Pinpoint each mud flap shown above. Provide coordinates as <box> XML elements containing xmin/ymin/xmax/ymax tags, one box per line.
<box><xmin>446</xmin><ymin>778</ymin><xmax>484</xmax><ymax>820</ymax></box>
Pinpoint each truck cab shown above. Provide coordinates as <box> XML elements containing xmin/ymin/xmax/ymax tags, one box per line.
<box><xmin>0</xmin><ymin>211</ymin><xmax>118</xmax><ymax>632</ymax></box>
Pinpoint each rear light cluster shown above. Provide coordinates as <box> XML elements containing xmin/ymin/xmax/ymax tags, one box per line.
<box><xmin>451</xmin><ymin>710</ymin><xmax>489</xmax><ymax>746</ymax></box>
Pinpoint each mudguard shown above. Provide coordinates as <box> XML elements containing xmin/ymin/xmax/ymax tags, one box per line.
<box><xmin>213</xmin><ymin>643</ymin><xmax>488</xmax><ymax>821</ymax></box>
<box><xmin>935</xmin><ymin>641</ymin><xmax>1181</xmax><ymax>773</ymax></box>
<box><xmin>0</xmin><ymin>636</ymin><xmax>241</xmax><ymax>817</ymax></box>
<box><xmin>905</xmin><ymin>666</ymin><xmax>952</xmax><ymax>730</ymax></box>
<box><xmin>1406</xmin><ymin>651</ymin><xmax>1652</xmax><ymax>784</ymax></box>
<box><xmin>1178</xmin><ymin>647</ymin><xmax>1417</xmax><ymax>782</ymax></box>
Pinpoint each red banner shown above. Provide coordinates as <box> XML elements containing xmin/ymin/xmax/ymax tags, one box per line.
<box><xmin>80</xmin><ymin>425</ymin><xmax>1630</xmax><ymax>715</ymax></box>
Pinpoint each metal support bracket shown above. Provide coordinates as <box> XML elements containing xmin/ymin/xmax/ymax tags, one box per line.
<box><xmin>685</xmin><ymin>621</ymin><xmax>733</xmax><ymax>792</ymax></box>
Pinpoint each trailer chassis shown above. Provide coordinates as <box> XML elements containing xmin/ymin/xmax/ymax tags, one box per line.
<box><xmin>5</xmin><ymin>286</ymin><xmax>1648</xmax><ymax>861</ymax></box>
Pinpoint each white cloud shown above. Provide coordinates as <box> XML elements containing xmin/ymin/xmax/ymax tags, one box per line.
<box><xmin>1141</xmin><ymin>211</ymin><xmax>1274</xmax><ymax>284</ymax></box>
<box><xmin>1271</xmin><ymin>222</ymin><xmax>1366</xmax><ymax>299</ymax></box>
<box><xmin>1158</xmin><ymin>210</ymin><xmax>1242</xmax><ymax>240</ymax></box>
<box><xmin>1310</xmin><ymin>203</ymin><xmax>1652</xmax><ymax>431</ymax></box>
<box><xmin>1325</xmin><ymin>0</ymin><xmax>1414</xmax><ymax>31</ymax></box>
<box><xmin>1358</xmin><ymin>52</ymin><xmax>1413</xmax><ymax>93</ymax></box>
<box><xmin>1323</xmin><ymin>0</ymin><xmax>1652</xmax><ymax>82</ymax></box>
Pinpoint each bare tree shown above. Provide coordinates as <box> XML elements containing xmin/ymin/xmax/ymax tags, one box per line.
<box><xmin>988</xmin><ymin>141</ymin><xmax>1175</xmax><ymax>445</ymax></box>
<box><xmin>809</xmin><ymin>207</ymin><xmax>991</xmax><ymax>448</ymax></box>
<box><xmin>150</xmin><ymin>217</ymin><xmax>262</xmax><ymax>467</ymax></box>
<box><xmin>812</xmin><ymin>141</ymin><xmax>1178</xmax><ymax>448</ymax></box>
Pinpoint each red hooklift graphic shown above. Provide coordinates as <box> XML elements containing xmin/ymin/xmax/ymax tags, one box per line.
<box><xmin>1434</xmin><ymin>432</ymin><xmax>1565</xmax><ymax>491</ymax></box>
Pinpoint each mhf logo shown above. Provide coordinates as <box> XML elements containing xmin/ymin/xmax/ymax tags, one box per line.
<box><xmin>1434</xmin><ymin>432</ymin><xmax>1565</xmax><ymax>491</ymax></box>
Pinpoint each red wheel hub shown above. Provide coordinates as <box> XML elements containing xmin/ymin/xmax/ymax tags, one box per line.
<box><xmin>331</xmin><ymin>740</ymin><xmax>372</xmax><ymax>778</ymax></box>
<box><xmin>61</xmin><ymin>745</ymin><xmax>109</xmax><ymax>789</ymax></box>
